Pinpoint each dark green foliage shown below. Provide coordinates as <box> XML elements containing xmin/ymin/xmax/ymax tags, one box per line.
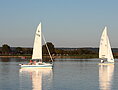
<box><xmin>78</xmin><ymin>48</ymin><xmax>96</xmax><ymax>55</ymax></box>
<box><xmin>2</xmin><ymin>44</ymin><xmax>11</xmax><ymax>54</ymax></box>
<box><xmin>15</xmin><ymin>47</ymin><xmax>32</xmax><ymax>55</ymax></box>
<box><xmin>0</xmin><ymin>43</ymin><xmax>110</xmax><ymax>59</ymax></box>
<box><xmin>42</xmin><ymin>42</ymin><xmax>55</xmax><ymax>55</ymax></box>
<box><xmin>15</xmin><ymin>47</ymin><xmax>23</xmax><ymax>54</ymax></box>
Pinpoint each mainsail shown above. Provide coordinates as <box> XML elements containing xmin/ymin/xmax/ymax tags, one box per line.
<box><xmin>99</xmin><ymin>26</ymin><xmax>114</xmax><ymax>63</ymax></box>
<box><xmin>32</xmin><ymin>23</ymin><xmax>42</xmax><ymax>60</ymax></box>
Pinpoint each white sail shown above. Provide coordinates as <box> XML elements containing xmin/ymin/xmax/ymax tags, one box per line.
<box><xmin>107</xmin><ymin>36</ymin><xmax>114</xmax><ymax>62</ymax></box>
<box><xmin>99</xmin><ymin>26</ymin><xmax>114</xmax><ymax>63</ymax></box>
<box><xmin>32</xmin><ymin>23</ymin><xmax>42</xmax><ymax>60</ymax></box>
<box><xmin>99</xmin><ymin>27</ymin><xmax>108</xmax><ymax>59</ymax></box>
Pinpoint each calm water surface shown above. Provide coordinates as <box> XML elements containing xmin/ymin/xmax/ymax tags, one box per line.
<box><xmin>0</xmin><ymin>58</ymin><xmax>118</xmax><ymax>90</ymax></box>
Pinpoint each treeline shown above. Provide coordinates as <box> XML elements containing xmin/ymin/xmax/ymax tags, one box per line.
<box><xmin>0</xmin><ymin>44</ymin><xmax>32</xmax><ymax>55</ymax></box>
<box><xmin>0</xmin><ymin>42</ymin><xmax>99</xmax><ymax>58</ymax></box>
<box><xmin>1</xmin><ymin>42</ymin><xmax>118</xmax><ymax>58</ymax></box>
<box><xmin>0</xmin><ymin>42</ymin><xmax>55</xmax><ymax>55</ymax></box>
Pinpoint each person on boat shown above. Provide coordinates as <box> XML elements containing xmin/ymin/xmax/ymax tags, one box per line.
<box><xmin>33</xmin><ymin>60</ymin><xmax>37</xmax><ymax>65</ymax></box>
<box><xmin>101</xmin><ymin>60</ymin><xmax>104</xmax><ymax>63</ymax></box>
<box><xmin>28</xmin><ymin>60</ymin><xmax>33</xmax><ymax>65</ymax></box>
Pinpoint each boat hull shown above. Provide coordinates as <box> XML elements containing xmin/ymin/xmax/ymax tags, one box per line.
<box><xmin>20</xmin><ymin>63</ymin><xmax>53</xmax><ymax>69</ymax></box>
<box><xmin>98</xmin><ymin>63</ymin><xmax>114</xmax><ymax>65</ymax></box>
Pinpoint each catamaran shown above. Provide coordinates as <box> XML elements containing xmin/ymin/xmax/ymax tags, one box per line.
<box><xmin>19</xmin><ymin>23</ymin><xmax>53</xmax><ymax>68</ymax></box>
<box><xmin>98</xmin><ymin>26</ymin><xmax>114</xmax><ymax>65</ymax></box>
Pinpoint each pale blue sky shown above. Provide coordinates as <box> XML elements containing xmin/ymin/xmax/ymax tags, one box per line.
<box><xmin>0</xmin><ymin>0</ymin><xmax>118</xmax><ymax>47</ymax></box>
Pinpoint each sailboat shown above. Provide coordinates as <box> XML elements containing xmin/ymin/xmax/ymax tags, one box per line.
<box><xmin>19</xmin><ymin>23</ymin><xmax>53</xmax><ymax>69</ymax></box>
<box><xmin>98</xmin><ymin>26</ymin><xmax>114</xmax><ymax>65</ymax></box>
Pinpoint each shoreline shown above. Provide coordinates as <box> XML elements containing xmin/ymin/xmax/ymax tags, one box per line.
<box><xmin>0</xmin><ymin>55</ymin><xmax>98</xmax><ymax>59</ymax></box>
<box><xmin>0</xmin><ymin>55</ymin><xmax>31</xmax><ymax>58</ymax></box>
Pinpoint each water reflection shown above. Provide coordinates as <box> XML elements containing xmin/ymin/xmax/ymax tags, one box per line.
<box><xmin>0</xmin><ymin>57</ymin><xmax>10</xmax><ymax>62</ymax></box>
<box><xmin>99</xmin><ymin>65</ymin><xmax>114</xmax><ymax>90</ymax></box>
<box><xmin>19</xmin><ymin>68</ymin><xmax>53</xmax><ymax>90</ymax></box>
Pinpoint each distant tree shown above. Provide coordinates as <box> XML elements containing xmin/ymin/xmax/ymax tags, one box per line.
<box><xmin>78</xmin><ymin>48</ymin><xmax>96</xmax><ymax>55</ymax></box>
<box><xmin>2</xmin><ymin>44</ymin><xmax>11</xmax><ymax>54</ymax></box>
<box><xmin>43</xmin><ymin>42</ymin><xmax>55</xmax><ymax>55</ymax></box>
<box><xmin>22</xmin><ymin>48</ymin><xmax>32</xmax><ymax>54</ymax></box>
<box><xmin>55</xmin><ymin>49</ymin><xmax>64</xmax><ymax>55</ymax></box>
<box><xmin>15</xmin><ymin>47</ymin><xmax>23</xmax><ymax>54</ymax></box>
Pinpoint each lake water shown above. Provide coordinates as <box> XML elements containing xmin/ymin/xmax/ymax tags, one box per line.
<box><xmin>0</xmin><ymin>58</ymin><xmax>118</xmax><ymax>90</ymax></box>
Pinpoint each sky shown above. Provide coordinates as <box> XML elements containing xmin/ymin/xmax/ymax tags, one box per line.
<box><xmin>0</xmin><ymin>0</ymin><xmax>118</xmax><ymax>48</ymax></box>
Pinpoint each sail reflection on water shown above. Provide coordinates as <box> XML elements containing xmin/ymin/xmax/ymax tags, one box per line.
<box><xmin>19</xmin><ymin>68</ymin><xmax>53</xmax><ymax>90</ymax></box>
<box><xmin>99</xmin><ymin>65</ymin><xmax>114</xmax><ymax>90</ymax></box>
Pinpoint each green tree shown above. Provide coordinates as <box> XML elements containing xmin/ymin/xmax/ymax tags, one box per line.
<box><xmin>22</xmin><ymin>48</ymin><xmax>32</xmax><ymax>54</ymax></box>
<box><xmin>55</xmin><ymin>49</ymin><xmax>64</xmax><ymax>55</ymax></box>
<box><xmin>15</xmin><ymin>47</ymin><xmax>23</xmax><ymax>54</ymax></box>
<box><xmin>43</xmin><ymin>42</ymin><xmax>55</xmax><ymax>55</ymax></box>
<box><xmin>2</xmin><ymin>44</ymin><xmax>11</xmax><ymax>54</ymax></box>
<box><xmin>78</xmin><ymin>48</ymin><xmax>96</xmax><ymax>55</ymax></box>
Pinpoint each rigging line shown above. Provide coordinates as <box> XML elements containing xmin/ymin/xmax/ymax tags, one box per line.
<box><xmin>42</xmin><ymin>34</ymin><xmax>53</xmax><ymax>63</ymax></box>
